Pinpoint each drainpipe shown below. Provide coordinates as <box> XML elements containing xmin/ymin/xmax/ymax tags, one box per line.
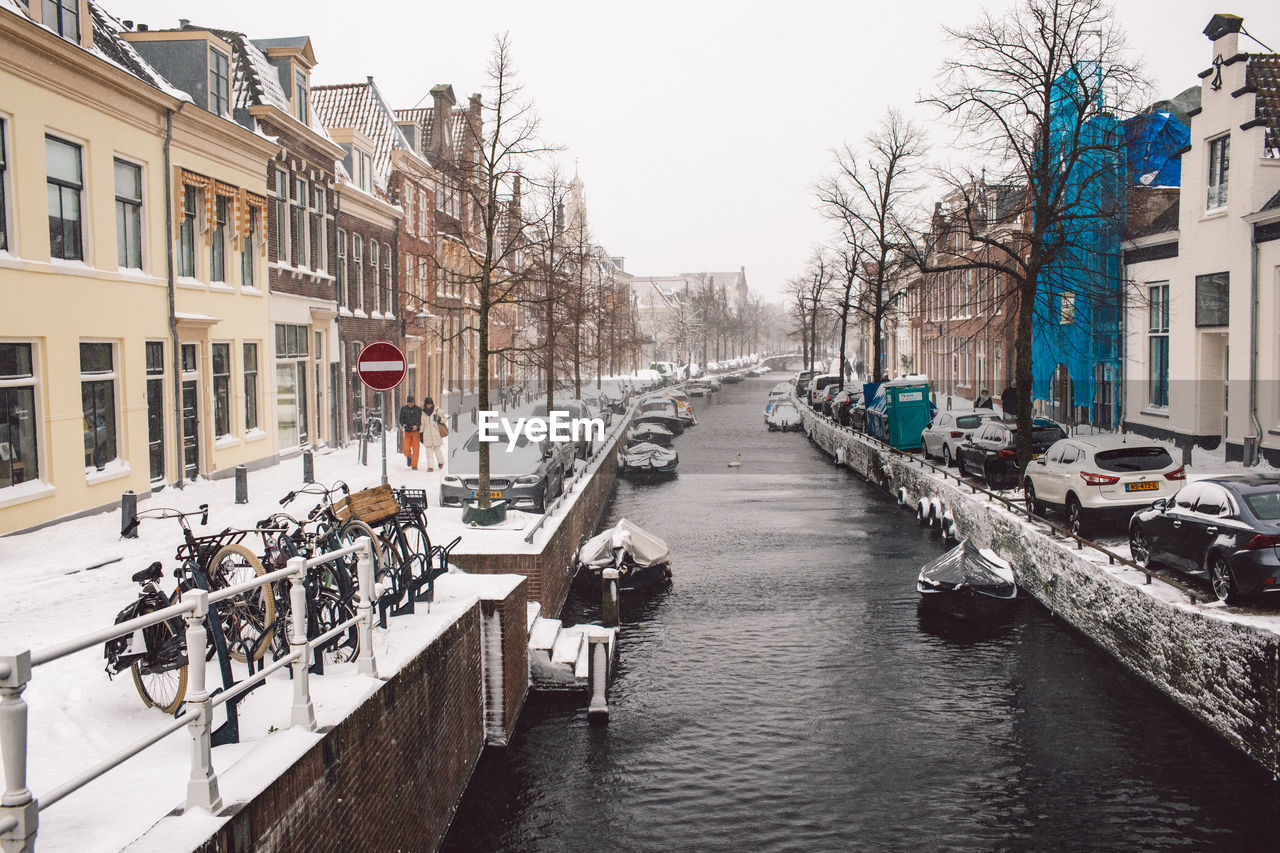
<box><xmin>333</xmin><ymin>186</ymin><xmax>345</xmax><ymax>445</ymax></box>
<box><xmin>1248</xmin><ymin>223</ymin><xmax>1262</xmax><ymax>466</ymax></box>
<box><xmin>164</xmin><ymin>105</ymin><xmax>185</xmax><ymax>488</ymax></box>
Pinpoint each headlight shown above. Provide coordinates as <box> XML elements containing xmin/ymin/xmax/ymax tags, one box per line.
<box><xmin>443</xmin><ymin>475</ymin><xmax>461</xmax><ymax>484</ymax></box>
<box><xmin>514</xmin><ymin>475</ymin><xmax>541</xmax><ymax>486</ymax></box>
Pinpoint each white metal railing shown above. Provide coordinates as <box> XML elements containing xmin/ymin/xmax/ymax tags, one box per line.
<box><xmin>0</xmin><ymin>537</ymin><xmax>379</xmax><ymax>852</ymax></box>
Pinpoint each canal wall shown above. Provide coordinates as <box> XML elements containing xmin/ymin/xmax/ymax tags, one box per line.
<box><xmin>450</xmin><ymin>420</ymin><xmax>624</xmax><ymax>618</ymax></box>
<box><xmin>801</xmin><ymin>407</ymin><xmax>1280</xmax><ymax>779</ymax></box>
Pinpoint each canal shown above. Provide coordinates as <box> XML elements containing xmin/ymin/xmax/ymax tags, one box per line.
<box><xmin>442</xmin><ymin>376</ymin><xmax>1280</xmax><ymax>851</ymax></box>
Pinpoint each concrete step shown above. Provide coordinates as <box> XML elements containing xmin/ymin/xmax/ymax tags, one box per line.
<box><xmin>551</xmin><ymin>630</ymin><xmax>585</xmax><ymax>666</ymax></box>
<box><xmin>526</xmin><ymin>601</ymin><xmax>542</xmax><ymax>637</ymax></box>
<box><xmin>529</xmin><ymin>617</ymin><xmax>561</xmax><ymax>652</ymax></box>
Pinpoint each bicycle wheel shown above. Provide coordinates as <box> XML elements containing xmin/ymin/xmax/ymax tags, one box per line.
<box><xmin>378</xmin><ymin>522</ymin><xmax>413</xmax><ymax>607</ymax></box>
<box><xmin>131</xmin><ymin>615</ymin><xmax>188</xmax><ymax>713</ymax></box>
<box><xmin>209</xmin><ymin>543</ymin><xmax>275</xmax><ymax>663</ymax></box>
<box><xmin>398</xmin><ymin>519</ymin><xmax>433</xmax><ymax>579</ymax></box>
<box><xmin>338</xmin><ymin>519</ymin><xmax>384</xmax><ymax>584</ymax></box>
<box><xmin>312</xmin><ymin>587</ymin><xmax>359</xmax><ymax>665</ymax></box>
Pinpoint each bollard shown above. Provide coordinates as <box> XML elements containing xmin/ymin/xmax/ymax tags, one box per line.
<box><xmin>354</xmin><ymin>538</ymin><xmax>379</xmax><ymax>678</ymax></box>
<box><xmin>234</xmin><ymin>465</ymin><xmax>248</xmax><ymax>505</ymax></box>
<box><xmin>1</xmin><ymin>650</ymin><xmax>37</xmax><ymax>853</ymax></box>
<box><xmin>287</xmin><ymin>557</ymin><xmax>317</xmax><ymax>731</ymax></box>
<box><xmin>587</xmin><ymin>631</ymin><xmax>610</xmax><ymax>725</ymax></box>
<box><xmin>601</xmin><ymin>569</ymin><xmax>620</xmax><ymax>628</ymax></box>
<box><xmin>121</xmin><ymin>490</ymin><xmax>138</xmax><ymax>539</ymax></box>
<box><xmin>182</xmin><ymin>591</ymin><xmax>222</xmax><ymax>813</ymax></box>
<box><xmin>302</xmin><ymin>449</ymin><xmax>314</xmax><ymax>484</ymax></box>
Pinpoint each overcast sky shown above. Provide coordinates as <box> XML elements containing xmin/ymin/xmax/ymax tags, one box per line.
<box><xmin>108</xmin><ymin>0</ymin><xmax>1280</xmax><ymax>302</ymax></box>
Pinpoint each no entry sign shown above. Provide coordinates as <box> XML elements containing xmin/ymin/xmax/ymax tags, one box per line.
<box><xmin>355</xmin><ymin>340</ymin><xmax>406</xmax><ymax>391</ymax></box>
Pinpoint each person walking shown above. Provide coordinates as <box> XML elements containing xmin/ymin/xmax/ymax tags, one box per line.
<box><xmin>398</xmin><ymin>395</ymin><xmax>423</xmax><ymax>470</ymax></box>
<box><xmin>421</xmin><ymin>397</ymin><xmax>446</xmax><ymax>472</ymax></box>
<box><xmin>974</xmin><ymin>388</ymin><xmax>994</xmax><ymax>410</ymax></box>
<box><xmin>999</xmin><ymin>380</ymin><xmax>1018</xmax><ymax>420</ymax></box>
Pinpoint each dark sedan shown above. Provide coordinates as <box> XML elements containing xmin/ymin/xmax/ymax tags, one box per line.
<box><xmin>955</xmin><ymin>417</ymin><xmax>1067</xmax><ymax>489</ymax></box>
<box><xmin>1128</xmin><ymin>474</ymin><xmax>1280</xmax><ymax>604</ymax></box>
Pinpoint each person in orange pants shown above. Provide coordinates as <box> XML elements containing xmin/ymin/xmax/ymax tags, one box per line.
<box><xmin>398</xmin><ymin>395</ymin><xmax>423</xmax><ymax>469</ymax></box>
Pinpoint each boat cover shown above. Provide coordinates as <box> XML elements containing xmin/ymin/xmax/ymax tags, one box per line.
<box><xmin>918</xmin><ymin>540</ymin><xmax>1015</xmax><ymax>593</ymax></box>
<box><xmin>578</xmin><ymin>518</ymin><xmax>671</xmax><ymax>569</ymax></box>
<box><xmin>621</xmin><ymin>442</ymin><xmax>678</xmax><ymax>469</ymax></box>
<box><xmin>630</xmin><ymin>423</ymin><xmax>674</xmax><ymax>439</ymax></box>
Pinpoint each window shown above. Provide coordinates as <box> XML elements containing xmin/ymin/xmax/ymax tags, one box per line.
<box><xmin>1193</xmin><ymin>485</ymin><xmax>1232</xmax><ymax>518</ymax></box>
<box><xmin>0</xmin><ymin>343</ymin><xmax>39</xmax><ymax>488</ymax></box>
<box><xmin>145</xmin><ymin>340</ymin><xmax>164</xmax><ymax>482</ymax></box>
<box><xmin>113</xmin><ymin>159</ymin><xmax>143</xmax><ymax>269</ymax></box>
<box><xmin>46</xmin><ymin>136</ymin><xmax>83</xmax><ymax>261</ymax></box>
<box><xmin>371</xmin><ymin>241</ymin><xmax>381</xmax><ymax>313</ymax></box>
<box><xmin>42</xmin><ymin>0</ymin><xmax>78</xmax><ymax>40</ymax></box>
<box><xmin>383</xmin><ymin>242</ymin><xmax>392</xmax><ymax>314</ymax></box>
<box><xmin>212</xmin><ymin>343</ymin><xmax>231</xmax><ymax>438</ymax></box>
<box><xmin>1195</xmin><ymin>272</ymin><xmax>1229</xmax><ymax>327</ymax></box>
<box><xmin>292</xmin><ymin>178</ymin><xmax>308</xmax><ymax>268</ymax></box>
<box><xmin>80</xmin><ymin>342</ymin><xmax>117</xmax><ymax>470</ymax></box>
<box><xmin>243</xmin><ymin>342</ymin><xmax>259</xmax><ymax>431</ymax></box>
<box><xmin>1148</xmin><ymin>283</ymin><xmax>1169</xmax><ymax>407</ymax></box>
<box><xmin>209</xmin><ymin>48</ymin><xmax>230</xmax><ymax>116</ymax></box>
<box><xmin>352</xmin><ymin>234</ymin><xmax>363</xmax><ymax>312</ymax></box>
<box><xmin>211</xmin><ymin>194</ymin><xmax>229</xmax><ymax>282</ymax></box>
<box><xmin>242</xmin><ymin>205</ymin><xmax>258</xmax><ymax>287</ymax></box>
<box><xmin>0</xmin><ymin>118</ymin><xmax>9</xmax><ymax>252</ymax></box>
<box><xmin>178</xmin><ymin>185</ymin><xmax>197</xmax><ymax>277</ymax></box>
<box><xmin>1207</xmin><ymin>135</ymin><xmax>1229</xmax><ymax>210</ymax></box>
<box><xmin>274</xmin><ymin>168</ymin><xmax>289</xmax><ymax>263</ymax></box>
<box><xmin>295</xmin><ymin>70</ymin><xmax>309</xmax><ymax>124</ymax></box>
<box><xmin>1060</xmin><ymin>292</ymin><xmax>1075</xmax><ymax>325</ymax></box>
<box><xmin>312</xmin><ymin>187</ymin><xmax>326</xmax><ymax>273</ymax></box>
<box><xmin>359</xmin><ymin>151</ymin><xmax>372</xmax><ymax>193</ymax></box>
<box><xmin>337</xmin><ymin>228</ymin><xmax>348</xmax><ymax>307</ymax></box>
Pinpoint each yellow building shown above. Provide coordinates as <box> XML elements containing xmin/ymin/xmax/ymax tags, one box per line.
<box><xmin>0</xmin><ymin>1</ymin><xmax>278</xmax><ymax>534</ymax></box>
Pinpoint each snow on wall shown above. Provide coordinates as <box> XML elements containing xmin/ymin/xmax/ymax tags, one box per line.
<box><xmin>801</xmin><ymin>407</ymin><xmax>1280</xmax><ymax>778</ymax></box>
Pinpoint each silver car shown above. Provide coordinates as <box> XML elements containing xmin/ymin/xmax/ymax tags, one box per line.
<box><xmin>921</xmin><ymin>409</ymin><xmax>1002</xmax><ymax>467</ymax></box>
<box><xmin>440</xmin><ymin>428</ymin><xmax>567</xmax><ymax>514</ymax></box>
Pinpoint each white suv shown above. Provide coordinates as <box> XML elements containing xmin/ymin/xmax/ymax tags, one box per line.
<box><xmin>921</xmin><ymin>409</ymin><xmax>1001</xmax><ymax>467</ymax></box>
<box><xmin>1023</xmin><ymin>434</ymin><xmax>1185</xmax><ymax>536</ymax></box>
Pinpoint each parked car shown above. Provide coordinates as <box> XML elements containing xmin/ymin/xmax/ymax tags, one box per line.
<box><xmin>767</xmin><ymin>401</ymin><xmax>803</xmax><ymax>432</ymax></box>
<box><xmin>440</xmin><ymin>428</ymin><xmax>567</xmax><ymax>513</ymax></box>
<box><xmin>532</xmin><ymin>400</ymin><xmax>596</xmax><ymax>461</ymax></box>
<box><xmin>921</xmin><ymin>409</ymin><xmax>1001</xmax><ymax>467</ymax></box>
<box><xmin>1024</xmin><ymin>435</ymin><xmax>1185</xmax><ymax>536</ymax></box>
<box><xmin>955</xmin><ymin>417</ymin><xmax>1067</xmax><ymax>490</ymax></box>
<box><xmin>794</xmin><ymin>370</ymin><xmax>816</xmax><ymax>396</ymax></box>
<box><xmin>831</xmin><ymin>388</ymin><xmax>862</xmax><ymax>426</ymax></box>
<box><xmin>817</xmin><ymin>383</ymin><xmax>846</xmax><ymax>416</ymax></box>
<box><xmin>805</xmin><ymin>374</ymin><xmax>842</xmax><ymax>408</ymax></box>
<box><xmin>1128</xmin><ymin>474</ymin><xmax>1280</xmax><ymax>604</ymax></box>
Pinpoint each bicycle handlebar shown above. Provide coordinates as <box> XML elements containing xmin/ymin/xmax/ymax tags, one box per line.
<box><xmin>122</xmin><ymin>503</ymin><xmax>210</xmax><ymax>537</ymax></box>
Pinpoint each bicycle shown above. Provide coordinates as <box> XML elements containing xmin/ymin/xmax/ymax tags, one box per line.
<box><xmin>353</xmin><ymin>408</ymin><xmax>384</xmax><ymax>442</ymax></box>
<box><xmin>107</xmin><ymin>505</ymin><xmax>274</xmax><ymax>711</ymax></box>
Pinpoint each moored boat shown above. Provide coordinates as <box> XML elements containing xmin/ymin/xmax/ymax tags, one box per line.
<box><xmin>627</xmin><ymin>423</ymin><xmax>675</xmax><ymax>447</ymax></box>
<box><xmin>916</xmin><ymin>540</ymin><xmax>1018</xmax><ymax>622</ymax></box>
<box><xmin>619</xmin><ymin>442</ymin><xmax>679</xmax><ymax>478</ymax></box>
<box><xmin>575</xmin><ymin>518</ymin><xmax>672</xmax><ymax>590</ymax></box>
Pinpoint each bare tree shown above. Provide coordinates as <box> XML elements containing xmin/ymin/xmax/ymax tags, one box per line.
<box><xmin>788</xmin><ymin>251</ymin><xmax>835</xmax><ymax>371</ymax></box>
<box><xmin>817</xmin><ymin>109</ymin><xmax>926</xmax><ymax>383</ymax></box>
<box><xmin>920</xmin><ymin>0</ymin><xmax>1147</xmax><ymax>466</ymax></box>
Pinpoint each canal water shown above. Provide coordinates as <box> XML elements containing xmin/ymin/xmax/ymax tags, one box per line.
<box><xmin>442</xmin><ymin>377</ymin><xmax>1280</xmax><ymax>852</ymax></box>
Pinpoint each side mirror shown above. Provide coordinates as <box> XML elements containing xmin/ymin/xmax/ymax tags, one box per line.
<box><xmin>1035</xmin><ymin>458</ymin><xmax>1046</xmax><ymax>466</ymax></box>
<box><xmin>1152</xmin><ymin>498</ymin><xmax>1168</xmax><ymax>512</ymax></box>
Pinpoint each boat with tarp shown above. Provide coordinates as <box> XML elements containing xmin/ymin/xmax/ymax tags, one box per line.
<box><xmin>916</xmin><ymin>540</ymin><xmax>1018</xmax><ymax>622</ymax></box>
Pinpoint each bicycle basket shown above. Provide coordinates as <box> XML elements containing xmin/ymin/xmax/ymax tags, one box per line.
<box><xmin>334</xmin><ymin>483</ymin><xmax>400</xmax><ymax>526</ymax></box>
<box><xmin>394</xmin><ymin>488</ymin><xmax>428</xmax><ymax>524</ymax></box>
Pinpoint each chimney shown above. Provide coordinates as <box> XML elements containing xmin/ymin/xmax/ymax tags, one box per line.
<box><xmin>1204</xmin><ymin>13</ymin><xmax>1243</xmax><ymax>60</ymax></box>
<box><xmin>428</xmin><ymin>84</ymin><xmax>456</xmax><ymax>156</ymax></box>
<box><xmin>136</xmin><ymin>23</ymin><xmax>148</xmax><ymax>31</ymax></box>
<box><xmin>122</xmin><ymin>19</ymin><xmax>133</xmax><ymax>29</ymax></box>
<box><xmin>179</xmin><ymin>18</ymin><xmax>190</xmax><ymax>29</ymax></box>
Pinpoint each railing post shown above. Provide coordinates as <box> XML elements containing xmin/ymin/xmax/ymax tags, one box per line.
<box><xmin>587</xmin><ymin>631</ymin><xmax>610</xmax><ymax>725</ymax></box>
<box><xmin>287</xmin><ymin>557</ymin><xmax>317</xmax><ymax>731</ymax></box>
<box><xmin>182</xmin><ymin>592</ymin><xmax>222</xmax><ymax>814</ymax></box>
<box><xmin>0</xmin><ymin>651</ymin><xmax>36</xmax><ymax>853</ymax></box>
<box><xmin>355</xmin><ymin>539</ymin><xmax>380</xmax><ymax>679</ymax></box>
<box><xmin>601</xmin><ymin>568</ymin><xmax>620</xmax><ymax>628</ymax></box>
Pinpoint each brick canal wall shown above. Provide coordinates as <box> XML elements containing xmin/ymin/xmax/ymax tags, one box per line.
<box><xmin>188</xmin><ymin>577</ymin><xmax>528</xmax><ymax>853</ymax></box>
<box><xmin>451</xmin><ymin>425</ymin><xmax>623</xmax><ymax>618</ymax></box>
<box><xmin>801</xmin><ymin>407</ymin><xmax>1280</xmax><ymax>779</ymax></box>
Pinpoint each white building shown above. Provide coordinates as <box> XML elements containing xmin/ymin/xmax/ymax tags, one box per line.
<box><xmin>1122</xmin><ymin>14</ymin><xmax>1280</xmax><ymax>465</ymax></box>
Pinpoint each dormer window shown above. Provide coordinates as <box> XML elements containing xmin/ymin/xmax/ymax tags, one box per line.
<box><xmin>1207</xmin><ymin>135</ymin><xmax>1229</xmax><ymax>210</ymax></box>
<box><xmin>295</xmin><ymin>70</ymin><xmax>309</xmax><ymax>124</ymax></box>
<box><xmin>209</xmin><ymin>48</ymin><xmax>230</xmax><ymax>117</ymax></box>
<box><xmin>42</xmin><ymin>0</ymin><xmax>79</xmax><ymax>41</ymax></box>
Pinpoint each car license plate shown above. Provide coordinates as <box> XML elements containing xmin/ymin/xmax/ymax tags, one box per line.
<box><xmin>1032</xmin><ymin>453</ymin><xmax>1043</xmax><ymax>460</ymax></box>
<box><xmin>470</xmin><ymin>490</ymin><xmax>504</xmax><ymax>500</ymax></box>
<box><xmin>1125</xmin><ymin>481</ymin><xmax>1158</xmax><ymax>492</ymax></box>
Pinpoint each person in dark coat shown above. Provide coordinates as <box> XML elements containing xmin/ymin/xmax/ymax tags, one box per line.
<box><xmin>974</xmin><ymin>388</ymin><xmax>994</xmax><ymax>410</ymax></box>
<box><xmin>999</xmin><ymin>381</ymin><xmax>1018</xmax><ymax>420</ymax></box>
<box><xmin>399</xmin><ymin>395</ymin><xmax>423</xmax><ymax>469</ymax></box>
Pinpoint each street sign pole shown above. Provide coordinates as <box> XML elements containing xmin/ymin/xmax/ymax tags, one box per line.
<box><xmin>380</xmin><ymin>391</ymin><xmax>388</xmax><ymax>486</ymax></box>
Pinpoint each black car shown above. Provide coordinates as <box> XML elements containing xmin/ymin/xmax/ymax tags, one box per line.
<box><xmin>831</xmin><ymin>388</ymin><xmax>862</xmax><ymax>426</ymax></box>
<box><xmin>955</xmin><ymin>417</ymin><xmax>1067</xmax><ymax>489</ymax></box>
<box><xmin>1128</xmin><ymin>474</ymin><xmax>1280</xmax><ymax>604</ymax></box>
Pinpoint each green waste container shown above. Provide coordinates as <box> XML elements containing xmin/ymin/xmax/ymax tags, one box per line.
<box><xmin>884</xmin><ymin>380</ymin><xmax>932</xmax><ymax>450</ymax></box>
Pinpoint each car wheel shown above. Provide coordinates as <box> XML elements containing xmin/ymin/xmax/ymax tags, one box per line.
<box><xmin>1129</xmin><ymin>526</ymin><xmax>1151</xmax><ymax>568</ymax></box>
<box><xmin>920</xmin><ymin>439</ymin><xmax>929</xmax><ymax>458</ymax></box>
<box><xmin>1209</xmin><ymin>553</ymin><xmax>1243</xmax><ymax>605</ymax></box>
<box><xmin>1024</xmin><ymin>481</ymin><xmax>1043</xmax><ymax>517</ymax></box>
<box><xmin>532</xmin><ymin>485</ymin><xmax>547</xmax><ymax>514</ymax></box>
<box><xmin>1066</xmin><ymin>494</ymin><xmax>1087</xmax><ymax>538</ymax></box>
<box><xmin>943</xmin><ymin>446</ymin><xmax>954</xmax><ymax>468</ymax></box>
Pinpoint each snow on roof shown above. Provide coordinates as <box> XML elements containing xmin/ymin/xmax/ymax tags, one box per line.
<box><xmin>312</xmin><ymin>79</ymin><xmax>426</xmax><ymax>195</ymax></box>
